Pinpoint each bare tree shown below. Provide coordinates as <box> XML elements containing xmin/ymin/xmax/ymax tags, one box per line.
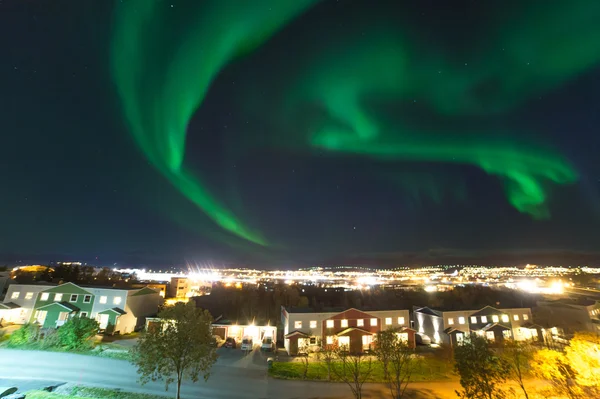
<box><xmin>298</xmin><ymin>339</ymin><xmax>312</xmax><ymax>379</ymax></box>
<box><xmin>317</xmin><ymin>338</ymin><xmax>338</xmax><ymax>381</ymax></box>
<box><xmin>501</xmin><ymin>340</ymin><xmax>533</xmax><ymax>399</ymax></box>
<box><xmin>375</xmin><ymin>330</ymin><xmax>417</xmax><ymax>399</ymax></box>
<box><xmin>332</xmin><ymin>349</ymin><xmax>373</xmax><ymax>399</ymax></box>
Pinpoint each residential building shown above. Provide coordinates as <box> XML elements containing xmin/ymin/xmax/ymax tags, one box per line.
<box><xmin>534</xmin><ymin>298</ymin><xmax>600</xmax><ymax>336</ymax></box>
<box><xmin>211</xmin><ymin>321</ymin><xmax>276</xmax><ymax>345</ymax></box>
<box><xmin>1</xmin><ymin>283</ymin><xmax>54</xmax><ymax>324</ymax></box>
<box><xmin>132</xmin><ymin>282</ymin><xmax>167</xmax><ymax>298</ymax></box>
<box><xmin>282</xmin><ymin>307</ymin><xmax>414</xmax><ymax>355</ymax></box>
<box><xmin>1</xmin><ymin>282</ymin><xmax>161</xmax><ymax>333</ymax></box>
<box><xmin>168</xmin><ymin>277</ymin><xmax>210</xmax><ymax>299</ymax></box>
<box><xmin>414</xmin><ymin>305</ymin><xmax>537</xmax><ymax>346</ymax></box>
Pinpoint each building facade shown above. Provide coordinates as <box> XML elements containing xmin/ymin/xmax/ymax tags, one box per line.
<box><xmin>282</xmin><ymin>307</ymin><xmax>415</xmax><ymax>355</ymax></box>
<box><xmin>534</xmin><ymin>298</ymin><xmax>600</xmax><ymax>336</ymax></box>
<box><xmin>1</xmin><ymin>282</ymin><xmax>161</xmax><ymax>333</ymax></box>
<box><xmin>414</xmin><ymin>305</ymin><xmax>537</xmax><ymax>346</ymax></box>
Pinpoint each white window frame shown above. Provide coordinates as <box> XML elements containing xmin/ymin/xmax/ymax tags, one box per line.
<box><xmin>370</xmin><ymin>318</ymin><xmax>377</xmax><ymax>326</ymax></box>
<box><xmin>492</xmin><ymin>315</ymin><xmax>499</xmax><ymax>323</ymax></box>
<box><xmin>458</xmin><ymin>317</ymin><xmax>465</xmax><ymax>325</ymax></box>
<box><xmin>69</xmin><ymin>294</ymin><xmax>78</xmax><ymax>303</ymax></box>
<box><xmin>11</xmin><ymin>292</ymin><xmax>19</xmax><ymax>299</ymax></box>
<box><xmin>448</xmin><ymin>318</ymin><xmax>454</xmax><ymax>325</ymax></box>
<box><xmin>80</xmin><ymin>312</ymin><xmax>88</xmax><ymax>318</ymax></box>
<box><xmin>25</xmin><ymin>292</ymin><xmax>34</xmax><ymax>300</ymax></box>
<box><xmin>294</xmin><ymin>320</ymin><xmax>303</xmax><ymax>329</ymax></box>
<box><xmin>341</xmin><ymin>319</ymin><xmax>348</xmax><ymax>328</ymax></box>
<box><xmin>481</xmin><ymin>316</ymin><xmax>488</xmax><ymax>323</ymax></box>
<box><xmin>385</xmin><ymin>317</ymin><xmax>392</xmax><ymax>326</ymax></box>
<box><xmin>113</xmin><ymin>296</ymin><xmax>122</xmax><ymax>305</ymax></box>
<box><xmin>513</xmin><ymin>314</ymin><xmax>519</xmax><ymax>321</ymax></box>
<box><xmin>54</xmin><ymin>293</ymin><xmax>63</xmax><ymax>301</ymax></box>
<box><xmin>398</xmin><ymin>317</ymin><xmax>405</xmax><ymax>325</ymax></box>
<box><xmin>326</xmin><ymin>320</ymin><xmax>334</xmax><ymax>328</ymax></box>
<box><xmin>522</xmin><ymin>314</ymin><xmax>529</xmax><ymax>321</ymax></box>
<box><xmin>470</xmin><ymin>316</ymin><xmax>477</xmax><ymax>323</ymax></box>
<box><xmin>40</xmin><ymin>293</ymin><xmax>49</xmax><ymax>301</ymax></box>
<box><xmin>326</xmin><ymin>336</ymin><xmax>333</xmax><ymax>345</ymax></box>
<box><xmin>99</xmin><ymin>296</ymin><xmax>107</xmax><ymax>304</ymax></box>
<box><xmin>357</xmin><ymin>319</ymin><xmax>364</xmax><ymax>327</ymax></box>
<box><xmin>309</xmin><ymin>320</ymin><xmax>317</xmax><ymax>328</ymax></box>
<box><xmin>501</xmin><ymin>314</ymin><xmax>509</xmax><ymax>323</ymax></box>
<box><xmin>83</xmin><ymin>295</ymin><xmax>92</xmax><ymax>304</ymax></box>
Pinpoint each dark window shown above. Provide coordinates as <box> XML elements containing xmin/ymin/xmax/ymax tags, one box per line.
<box><xmin>70</xmin><ymin>294</ymin><xmax>78</xmax><ymax>302</ymax></box>
<box><xmin>83</xmin><ymin>295</ymin><xmax>92</xmax><ymax>303</ymax></box>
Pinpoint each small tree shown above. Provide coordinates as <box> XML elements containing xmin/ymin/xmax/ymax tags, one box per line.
<box><xmin>454</xmin><ymin>335</ymin><xmax>511</xmax><ymax>399</ymax></box>
<box><xmin>374</xmin><ymin>330</ymin><xmax>416</xmax><ymax>399</ymax></box>
<box><xmin>131</xmin><ymin>302</ymin><xmax>217</xmax><ymax>399</ymax></box>
<box><xmin>501</xmin><ymin>340</ymin><xmax>533</xmax><ymax>399</ymax></box>
<box><xmin>298</xmin><ymin>340</ymin><xmax>312</xmax><ymax>379</ymax></box>
<box><xmin>7</xmin><ymin>323</ymin><xmax>40</xmax><ymax>347</ymax></box>
<box><xmin>58</xmin><ymin>316</ymin><xmax>99</xmax><ymax>350</ymax></box>
<box><xmin>318</xmin><ymin>338</ymin><xmax>339</xmax><ymax>381</ymax></box>
<box><xmin>332</xmin><ymin>349</ymin><xmax>373</xmax><ymax>399</ymax></box>
<box><xmin>531</xmin><ymin>349</ymin><xmax>582</xmax><ymax>399</ymax></box>
<box><xmin>565</xmin><ymin>332</ymin><xmax>600</xmax><ymax>395</ymax></box>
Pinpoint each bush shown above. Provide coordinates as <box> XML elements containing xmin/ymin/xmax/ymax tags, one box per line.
<box><xmin>58</xmin><ymin>317</ymin><xmax>99</xmax><ymax>350</ymax></box>
<box><xmin>39</xmin><ymin>328</ymin><xmax>62</xmax><ymax>349</ymax></box>
<box><xmin>8</xmin><ymin>323</ymin><xmax>40</xmax><ymax>347</ymax></box>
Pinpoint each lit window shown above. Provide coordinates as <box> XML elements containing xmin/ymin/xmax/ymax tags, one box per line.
<box><xmin>326</xmin><ymin>320</ymin><xmax>334</xmax><ymax>328</ymax></box>
<box><xmin>486</xmin><ymin>331</ymin><xmax>495</xmax><ymax>341</ymax></box>
<box><xmin>99</xmin><ymin>296</ymin><xmax>107</xmax><ymax>304</ymax></box>
<box><xmin>40</xmin><ymin>293</ymin><xmax>49</xmax><ymax>301</ymax></box>
<box><xmin>295</xmin><ymin>321</ymin><xmax>303</xmax><ymax>329</ymax></box>
<box><xmin>309</xmin><ymin>320</ymin><xmax>317</xmax><ymax>328</ymax></box>
<box><xmin>25</xmin><ymin>292</ymin><xmax>33</xmax><ymax>300</ymax></box>
<box><xmin>113</xmin><ymin>296</ymin><xmax>122</xmax><ymax>305</ymax></box>
<box><xmin>11</xmin><ymin>292</ymin><xmax>19</xmax><ymax>299</ymax></box>
<box><xmin>357</xmin><ymin>319</ymin><xmax>364</xmax><ymax>327</ymax></box>
<box><xmin>70</xmin><ymin>294</ymin><xmax>78</xmax><ymax>302</ymax></box>
<box><xmin>448</xmin><ymin>318</ymin><xmax>454</xmax><ymax>325</ymax></box>
<box><xmin>54</xmin><ymin>293</ymin><xmax>62</xmax><ymax>301</ymax></box>
<box><xmin>523</xmin><ymin>314</ymin><xmax>529</xmax><ymax>321</ymax></box>
<box><xmin>326</xmin><ymin>336</ymin><xmax>333</xmax><ymax>345</ymax></box>
<box><xmin>513</xmin><ymin>314</ymin><xmax>519</xmax><ymax>321</ymax></box>
<box><xmin>83</xmin><ymin>295</ymin><xmax>92</xmax><ymax>303</ymax></box>
<box><xmin>456</xmin><ymin>333</ymin><xmax>464</xmax><ymax>344</ymax></box>
<box><xmin>492</xmin><ymin>315</ymin><xmax>499</xmax><ymax>323</ymax></box>
<box><xmin>341</xmin><ymin>319</ymin><xmax>348</xmax><ymax>328</ymax></box>
<box><xmin>370</xmin><ymin>318</ymin><xmax>377</xmax><ymax>326</ymax></box>
<box><xmin>385</xmin><ymin>317</ymin><xmax>392</xmax><ymax>326</ymax></box>
<box><xmin>481</xmin><ymin>316</ymin><xmax>488</xmax><ymax>323</ymax></box>
<box><xmin>501</xmin><ymin>315</ymin><xmax>509</xmax><ymax>323</ymax></box>
<box><xmin>459</xmin><ymin>317</ymin><xmax>465</xmax><ymax>325</ymax></box>
<box><xmin>470</xmin><ymin>316</ymin><xmax>477</xmax><ymax>323</ymax></box>
<box><xmin>398</xmin><ymin>317</ymin><xmax>405</xmax><ymax>325</ymax></box>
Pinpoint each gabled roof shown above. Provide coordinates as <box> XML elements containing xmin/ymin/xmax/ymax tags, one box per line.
<box><xmin>99</xmin><ymin>307</ymin><xmax>127</xmax><ymax>315</ymax></box>
<box><xmin>521</xmin><ymin>322</ymin><xmax>542</xmax><ymax>329</ymax></box>
<box><xmin>414</xmin><ymin>307</ymin><xmax>442</xmax><ymax>317</ymax></box>
<box><xmin>130</xmin><ymin>287</ymin><xmax>159</xmax><ymax>297</ymax></box>
<box><xmin>444</xmin><ymin>327</ymin><xmax>461</xmax><ymax>334</ymax></box>
<box><xmin>469</xmin><ymin>306</ymin><xmax>502</xmax><ymax>318</ymax></box>
<box><xmin>0</xmin><ymin>302</ymin><xmax>20</xmax><ymax>310</ymax></box>
<box><xmin>474</xmin><ymin>322</ymin><xmax>511</xmax><ymax>332</ymax></box>
<box><xmin>41</xmin><ymin>282</ymin><xmax>92</xmax><ymax>296</ymax></box>
<box><xmin>284</xmin><ymin>330</ymin><xmax>309</xmax><ymax>338</ymax></box>
<box><xmin>336</xmin><ymin>327</ymin><xmax>373</xmax><ymax>336</ymax></box>
<box><xmin>37</xmin><ymin>301</ymin><xmax>80</xmax><ymax>312</ymax></box>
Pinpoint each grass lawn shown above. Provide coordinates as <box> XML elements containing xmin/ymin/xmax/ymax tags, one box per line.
<box><xmin>26</xmin><ymin>386</ymin><xmax>166</xmax><ymax>399</ymax></box>
<box><xmin>269</xmin><ymin>356</ymin><xmax>457</xmax><ymax>382</ymax></box>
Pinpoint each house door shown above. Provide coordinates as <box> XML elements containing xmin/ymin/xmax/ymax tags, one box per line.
<box><xmin>36</xmin><ymin>310</ymin><xmax>47</xmax><ymax>325</ymax></box>
<box><xmin>338</xmin><ymin>336</ymin><xmax>350</xmax><ymax>349</ymax></box>
<box><xmin>56</xmin><ymin>312</ymin><xmax>69</xmax><ymax>327</ymax></box>
<box><xmin>98</xmin><ymin>314</ymin><xmax>109</xmax><ymax>329</ymax></box>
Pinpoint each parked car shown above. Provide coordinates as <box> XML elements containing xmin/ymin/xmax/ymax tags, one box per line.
<box><xmin>223</xmin><ymin>337</ymin><xmax>237</xmax><ymax>348</ymax></box>
<box><xmin>261</xmin><ymin>336</ymin><xmax>275</xmax><ymax>352</ymax></box>
<box><xmin>240</xmin><ymin>337</ymin><xmax>254</xmax><ymax>351</ymax></box>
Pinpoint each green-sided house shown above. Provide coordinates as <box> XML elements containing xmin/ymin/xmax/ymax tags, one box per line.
<box><xmin>29</xmin><ymin>282</ymin><xmax>161</xmax><ymax>333</ymax></box>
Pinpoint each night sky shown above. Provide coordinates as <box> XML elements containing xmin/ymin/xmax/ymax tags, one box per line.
<box><xmin>2</xmin><ymin>0</ymin><xmax>599</xmax><ymax>267</ymax></box>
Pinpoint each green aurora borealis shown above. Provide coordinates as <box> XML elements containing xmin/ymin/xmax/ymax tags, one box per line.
<box><xmin>111</xmin><ymin>0</ymin><xmax>600</xmax><ymax>247</ymax></box>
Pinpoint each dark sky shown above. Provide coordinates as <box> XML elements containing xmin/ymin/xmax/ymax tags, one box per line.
<box><xmin>1</xmin><ymin>0</ymin><xmax>599</xmax><ymax>267</ymax></box>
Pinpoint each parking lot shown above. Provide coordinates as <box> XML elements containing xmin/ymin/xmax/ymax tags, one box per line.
<box><xmin>216</xmin><ymin>343</ymin><xmax>275</xmax><ymax>370</ymax></box>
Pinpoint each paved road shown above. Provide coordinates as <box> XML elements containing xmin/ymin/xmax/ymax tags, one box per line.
<box><xmin>0</xmin><ymin>348</ymin><xmax>545</xmax><ymax>398</ymax></box>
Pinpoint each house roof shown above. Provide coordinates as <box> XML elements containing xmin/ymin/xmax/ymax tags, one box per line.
<box><xmin>475</xmin><ymin>322</ymin><xmax>511</xmax><ymax>332</ymax></box>
<box><xmin>130</xmin><ymin>287</ymin><xmax>159</xmax><ymax>297</ymax></box>
<box><xmin>414</xmin><ymin>307</ymin><xmax>441</xmax><ymax>317</ymax></box>
<box><xmin>443</xmin><ymin>327</ymin><xmax>461</xmax><ymax>334</ymax></box>
<box><xmin>37</xmin><ymin>301</ymin><xmax>80</xmax><ymax>312</ymax></box>
<box><xmin>469</xmin><ymin>306</ymin><xmax>502</xmax><ymax>318</ymax></box>
<box><xmin>0</xmin><ymin>302</ymin><xmax>20</xmax><ymax>310</ymax></box>
<box><xmin>336</xmin><ymin>327</ymin><xmax>373</xmax><ymax>336</ymax></box>
<box><xmin>99</xmin><ymin>307</ymin><xmax>127</xmax><ymax>315</ymax></box>
<box><xmin>521</xmin><ymin>322</ymin><xmax>542</xmax><ymax>329</ymax></box>
<box><xmin>41</xmin><ymin>282</ymin><xmax>92</xmax><ymax>296</ymax></box>
<box><xmin>284</xmin><ymin>330</ymin><xmax>310</xmax><ymax>338</ymax></box>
